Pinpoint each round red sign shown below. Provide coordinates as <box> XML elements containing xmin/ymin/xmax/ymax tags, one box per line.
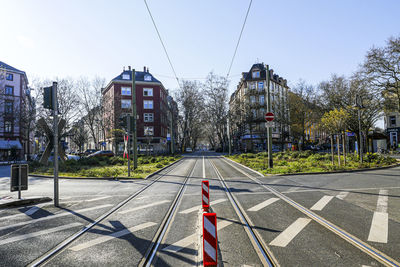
<box><xmin>265</xmin><ymin>112</ymin><xmax>274</xmax><ymax>121</ymax></box>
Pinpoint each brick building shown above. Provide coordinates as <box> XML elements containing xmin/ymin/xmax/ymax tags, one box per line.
<box><xmin>102</xmin><ymin>66</ymin><xmax>175</xmax><ymax>154</ymax></box>
<box><xmin>0</xmin><ymin>61</ymin><xmax>35</xmax><ymax>160</ymax></box>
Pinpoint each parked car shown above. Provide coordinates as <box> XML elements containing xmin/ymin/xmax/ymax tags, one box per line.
<box><xmin>84</xmin><ymin>149</ymin><xmax>98</xmax><ymax>156</ymax></box>
<box><xmin>87</xmin><ymin>150</ymin><xmax>114</xmax><ymax>158</ymax></box>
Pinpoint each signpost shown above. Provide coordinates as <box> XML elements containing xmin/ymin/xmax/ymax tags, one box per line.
<box><xmin>10</xmin><ymin>164</ymin><xmax>28</xmax><ymax>199</ymax></box>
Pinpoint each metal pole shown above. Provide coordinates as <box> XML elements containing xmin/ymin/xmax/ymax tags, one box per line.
<box><xmin>131</xmin><ymin>70</ymin><xmax>137</xmax><ymax>169</ymax></box>
<box><xmin>227</xmin><ymin>115</ymin><xmax>231</xmax><ymax>155</ymax></box>
<box><xmin>357</xmin><ymin>95</ymin><xmax>363</xmax><ymax>163</ymax></box>
<box><xmin>53</xmin><ymin>82</ymin><xmax>59</xmax><ymax>207</ymax></box>
<box><xmin>170</xmin><ymin>109</ymin><xmax>174</xmax><ymax>154</ymax></box>
<box><xmin>127</xmin><ymin>119</ymin><xmax>131</xmax><ymax>177</ymax></box>
<box><xmin>18</xmin><ymin>165</ymin><xmax>21</xmax><ymax>199</ymax></box>
<box><xmin>266</xmin><ymin>65</ymin><xmax>273</xmax><ymax>168</ymax></box>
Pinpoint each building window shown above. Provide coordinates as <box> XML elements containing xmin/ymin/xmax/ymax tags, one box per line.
<box><xmin>258</xmin><ymin>82</ymin><xmax>264</xmax><ymax>90</ymax></box>
<box><xmin>121</xmin><ymin>87</ymin><xmax>131</xmax><ymax>96</ymax></box>
<box><xmin>5</xmin><ymin>86</ymin><xmax>13</xmax><ymax>95</ymax></box>
<box><xmin>6</xmin><ymin>73</ymin><xmax>13</xmax><ymax>81</ymax></box>
<box><xmin>5</xmin><ymin>101</ymin><xmax>13</xmax><ymax>114</ymax></box>
<box><xmin>250</xmin><ymin>95</ymin><xmax>256</xmax><ymax>104</ymax></box>
<box><xmin>144</xmin><ymin>113</ymin><xmax>154</xmax><ymax>122</ymax></box>
<box><xmin>144</xmin><ymin>100</ymin><xmax>153</xmax><ymax>109</ymax></box>
<box><xmin>252</xmin><ymin>71</ymin><xmax>260</xmax><ymax>78</ymax></box>
<box><xmin>143</xmin><ymin>88</ymin><xmax>153</xmax><ymax>96</ymax></box>
<box><xmin>121</xmin><ymin>99</ymin><xmax>131</xmax><ymax>109</ymax></box>
<box><xmin>4</xmin><ymin>121</ymin><xmax>12</xmax><ymax>133</ymax></box>
<box><xmin>390</xmin><ymin>116</ymin><xmax>396</xmax><ymax>126</ymax></box>
<box><xmin>144</xmin><ymin>75</ymin><xmax>152</xmax><ymax>81</ymax></box>
<box><xmin>122</xmin><ymin>74</ymin><xmax>130</xmax><ymax>80</ymax></box>
<box><xmin>251</xmin><ymin>109</ymin><xmax>257</xmax><ymax>118</ymax></box>
<box><xmin>259</xmin><ymin>95</ymin><xmax>265</xmax><ymax>105</ymax></box>
<box><xmin>144</xmin><ymin>126</ymin><xmax>154</xmax><ymax>136</ymax></box>
<box><xmin>249</xmin><ymin>82</ymin><xmax>256</xmax><ymax>90</ymax></box>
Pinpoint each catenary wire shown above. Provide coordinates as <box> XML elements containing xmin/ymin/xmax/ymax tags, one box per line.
<box><xmin>226</xmin><ymin>0</ymin><xmax>253</xmax><ymax>78</ymax></box>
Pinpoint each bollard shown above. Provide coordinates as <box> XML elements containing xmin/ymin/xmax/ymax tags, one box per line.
<box><xmin>203</xmin><ymin>213</ymin><xmax>218</xmax><ymax>266</ymax></box>
<box><xmin>202</xmin><ymin>180</ymin><xmax>210</xmax><ymax>212</ymax></box>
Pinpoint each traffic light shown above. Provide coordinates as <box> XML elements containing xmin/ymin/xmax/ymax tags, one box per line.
<box><xmin>43</xmin><ymin>86</ymin><xmax>53</xmax><ymax>110</ymax></box>
<box><xmin>118</xmin><ymin>115</ymin><xmax>128</xmax><ymax>130</ymax></box>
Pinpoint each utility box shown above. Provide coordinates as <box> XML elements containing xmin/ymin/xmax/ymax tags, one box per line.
<box><xmin>10</xmin><ymin>164</ymin><xmax>28</xmax><ymax>192</ymax></box>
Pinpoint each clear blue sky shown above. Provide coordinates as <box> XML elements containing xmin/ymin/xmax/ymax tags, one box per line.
<box><xmin>2</xmin><ymin>0</ymin><xmax>400</xmax><ymax>95</ymax></box>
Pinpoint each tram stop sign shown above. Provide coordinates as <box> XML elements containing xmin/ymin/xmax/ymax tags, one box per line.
<box><xmin>265</xmin><ymin>112</ymin><xmax>274</xmax><ymax>122</ymax></box>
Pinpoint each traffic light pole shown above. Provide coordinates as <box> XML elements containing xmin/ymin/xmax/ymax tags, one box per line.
<box><xmin>52</xmin><ymin>82</ymin><xmax>59</xmax><ymax>207</ymax></box>
<box><xmin>132</xmin><ymin>70</ymin><xmax>137</xmax><ymax>169</ymax></box>
<box><xmin>127</xmin><ymin>119</ymin><xmax>131</xmax><ymax>176</ymax></box>
<box><xmin>266</xmin><ymin>65</ymin><xmax>273</xmax><ymax>168</ymax></box>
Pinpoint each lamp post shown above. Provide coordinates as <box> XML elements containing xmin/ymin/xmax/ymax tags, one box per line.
<box><xmin>355</xmin><ymin>94</ymin><xmax>364</xmax><ymax>163</ymax></box>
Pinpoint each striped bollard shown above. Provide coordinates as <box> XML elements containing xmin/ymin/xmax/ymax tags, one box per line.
<box><xmin>203</xmin><ymin>213</ymin><xmax>218</xmax><ymax>266</ymax></box>
<box><xmin>202</xmin><ymin>180</ymin><xmax>209</xmax><ymax>212</ymax></box>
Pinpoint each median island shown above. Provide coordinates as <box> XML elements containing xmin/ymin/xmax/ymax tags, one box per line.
<box><xmin>29</xmin><ymin>155</ymin><xmax>182</xmax><ymax>179</ymax></box>
<box><xmin>226</xmin><ymin>151</ymin><xmax>398</xmax><ymax>175</ymax></box>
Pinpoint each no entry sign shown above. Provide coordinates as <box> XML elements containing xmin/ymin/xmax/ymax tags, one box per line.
<box><xmin>265</xmin><ymin>112</ymin><xmax>274</xmax><ymax>122</ymax></box>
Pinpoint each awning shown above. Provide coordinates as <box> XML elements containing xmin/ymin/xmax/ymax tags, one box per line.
<box><xmin>0</xmin><ymin>140</ymin><xmax>23</xmax><ymax>150</ymax></box>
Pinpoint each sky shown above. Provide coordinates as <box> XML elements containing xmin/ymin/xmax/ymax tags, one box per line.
<box><xmin>1</xmin><ymin>0</ymin><xmax>400</xmax><ymax>113</ymax></box>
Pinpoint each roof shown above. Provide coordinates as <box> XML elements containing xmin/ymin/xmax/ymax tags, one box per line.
<box><xmin>243</xmin><ymin>63</ymin><xmax>267</xmax><ymax>80</ymax></box>
<box><xmin>0</xmin><ymin>61</ymin><xmax>26</xmax><ymax>74</ymax></box>
<box><xmin>112</xmin><ymin>70</ymin><xmax>161</xmax><ymax>83</ymax></box>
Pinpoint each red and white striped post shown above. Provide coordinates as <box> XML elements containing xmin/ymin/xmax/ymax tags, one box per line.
<box><xmin>203</xmin><ymin>213</ymin><xmax>218</xmax><ymax>266</ymax></box>
<box><xmin>202</xmin><ymin>180</ymin><xmax>210</xmax><ymax>212</ymax></box>
<box><xmin>123</xmin><ymin>135</ymin><xmax>129</xmax><ymax>159</ymax></box>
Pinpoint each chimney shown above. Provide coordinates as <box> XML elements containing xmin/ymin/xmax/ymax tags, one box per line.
<box><xmin>147</xmin><ymin>67</ymin><xmax>149</xmax><ymax>73</ymax></box>
<box><xmin>144</xmin><ymin>66</ymin><xmax>146</xmax><ymax>72</ymax></box>
<box><xmin>123</xmin><ymin>66</ymin><xmax>125</xmax><ymax>71</ymax></box>
<box><xmin>128</xmin><ymin>66</ymin><xmax>131</xmax><ymax>71</ymax></box>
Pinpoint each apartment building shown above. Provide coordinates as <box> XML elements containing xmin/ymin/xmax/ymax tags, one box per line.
<box><xmin>229</xmin><ymin>63</ymin><xmax>290</xmax><ymax>152</ymax></box>
<box><xmin>102</xmin><ymin>66</ymin><xmax>175</xmax><ymax>154</ymax></box>
<box><xmin>0</xmin><ymin>61</ymin><xmax>35</xmax><ymax>160</ymax></box>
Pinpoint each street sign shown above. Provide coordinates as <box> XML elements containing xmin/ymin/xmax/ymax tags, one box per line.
<box><xmin>265</xmin><ymin>112</ymin><xmax>274</xmax><ymax>122</ymax></box>
<box><xmin>10</xmin><ymin>164</ymin><xmax>28</xmax><ymax>199</ymax></box>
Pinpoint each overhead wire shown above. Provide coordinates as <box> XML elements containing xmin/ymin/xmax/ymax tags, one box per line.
<box><xmin>144</xmin><ymin>0</ymin><xmax>180</xmax><ymax>87</ymax></box>
<box><xmin>226</xmin><ymin>0</ymin><xmax>253</xmax><ymax>78</ymax></box>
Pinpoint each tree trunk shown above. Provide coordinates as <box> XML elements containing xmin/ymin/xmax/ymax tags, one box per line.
<box><xmin>337</xmin><ymin>134</ymin><xmax>341</xmax><ymax>167</ymax></box>
<box><xmin>330</xmin><ymin>134</ymin><xmax>334</xmax><ymax>165</ymax></box>
<box><xmin>342</xmin><ymin>132</ymin><xmax>346</xmax><ymax>166</ymax></box>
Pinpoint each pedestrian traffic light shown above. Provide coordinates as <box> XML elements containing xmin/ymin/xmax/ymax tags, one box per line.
<box><xmin>43</xmin><ymin>86</ymin><xmax>53</xmax><ymax>110</ymax></box>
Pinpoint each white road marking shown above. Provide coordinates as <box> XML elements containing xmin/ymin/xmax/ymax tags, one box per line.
<box><xmin>69</xmin><ymin>222</ymin><xmax>156</xmax><ymax>251</ymax></box>
<box><xmin>310</xmin><ymin>196</ymin><xmax>334</xmax><ymax>211</ymax></box>
<box><xmin>368</xmin><ymin>190</ymin><xmax>388</xmax><ymax>243</ymax></box>
<box><xmin>0</xmin><ymin>204</ymin><xmax>112</xmax><ymax>231</ymax></box>
<box><xmin>248</xmin><ymin>198</ymin><xmax>279</xmax><ymax>212</ymax></box>
<box><xmin>179</xmin><ymin>199</ymin><xmax>227</xmax><ymax>214</ymax></box>
<box><xmin>336</xmin><ymin>191</ymin><xmax>349</xmax><ymax>200</ymax></box>
<box><xmin>285</xmin><ymin>187</ymin><xmax>298</xmax><ymax>193</ymax></box>
<box><xmin>0</xmin><ymin>222</ymin><xmax>82</xmax><ymax>246</ymax></box>
<box><xmin>118</xmin><ymin>200</ymin><xmax>169</xmax><ymax>214</ymax></box>
<box><xmin>163</xmin><ymin>220</ymin><xmax>232</xmax><ymax>253</ymax></box>
<box><xmin>269</xmin><ymin>218</ymin><xmax>311</xmax><ymax>247</ymax></box>
<box><xmin>86</xmin><ymin>196</ymin><xmax>112</xmax><ymax>202</ymax></box>
<box><xmin>25</xmin><ymin>206</ymin><xmax>40</xmax><ymax>216</ymax></box>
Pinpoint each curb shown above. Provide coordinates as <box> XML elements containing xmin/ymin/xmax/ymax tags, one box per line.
<box><xmin>223</xmin><ymin>156</ymin><xmax>400</xmax><ymax>177</ymax></box>
<box><xmin>28</xmin><ymin>157</ymin><xmax>183</xmax><ymax>181</ymax></box>
<box><xmin>0</xmin><ymin>197</ymin><xmax>52</xmax><ymax>209</ymax></box>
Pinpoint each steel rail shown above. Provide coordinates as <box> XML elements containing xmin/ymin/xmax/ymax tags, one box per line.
<box><xmin>139</xmin><ymin>158</ymin><xmax>198</xmax><ymax>267</ymax></box>
<box><xmin>221</xmin><ymin>156</ymin><xmax>400</xmax><ymax>267</ymax></box>
<box><xmin>28</xmin><ymin>159</ymin><xmax>186</xmax><ymax>267</ymax></box>
<box><xmin>208</xmin><ymin>157</ymin><xmax>278</xmax><ymax>267</ymax></box>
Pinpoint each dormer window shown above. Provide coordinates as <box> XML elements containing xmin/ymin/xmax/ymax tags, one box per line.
<box><xmin>252</xmin><ymin>71</ymin><xmax>260</xmax><ymax>79</ymax></box>
<box><xmin>144</xmin><ymin>75</ymin><xmax>152</xmax><ymax>81</ymax></box>
<box><xmin>122</xmin><ymin>74</ymin><xmax>130</xmax><ymax>80</ymax></box>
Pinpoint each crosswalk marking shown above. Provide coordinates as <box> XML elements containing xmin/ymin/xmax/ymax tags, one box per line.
<box><xmin>368</xmin><ymin>189</ymin><xmax>388</xmax><ymax>243</ymax></box>
<box><xmin>269</xmin><ymin>218</ymin><xmax>311</xmax><ymax>247</ymax></box>
<box><xmin>162</xmin><ymin>220</ymin><xmax>232</xmax><ymax>253</ymax></box>
<box><xmin>248</xmin><ymin>198</ymin><xmax>279</xmax><ymax>212</ymax></box>
<box><xmin>336</xmin><ymin>191</ymin><xmax>349</xmax><ymax>200</ymax></box>
<box><xmin>69</xmin><ymin>222</ymin><xmax>156</xmax><ymax>251</ymax></box>
<box><xmin>118</xmin><ymin>200</ymin><xmax>169</xmax><ymax>214</ymax></box>
<box><xmin>179</xmin><ymin>199</ymin><xmax>227</xmax><ymax>214</ymax></box>
<box><xmin>0</xmin><ymin>204</ymin><xmax>112</xmax><ymax>231</ymax></box>
<box><xmin>310</xmin><ymin>196</ymin><xmax>334</xmax><ymax>211</ymax></box>
<box><xmin>0</xmin><ymin>222</ymin><xmax>82</xmax><ymax>246</ymax></box>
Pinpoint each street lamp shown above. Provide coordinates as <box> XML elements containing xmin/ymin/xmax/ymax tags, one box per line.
<box><xmin>355</xmin><ymin>94</ymin><xmax>364</xmax><ymax>163</ymax></box>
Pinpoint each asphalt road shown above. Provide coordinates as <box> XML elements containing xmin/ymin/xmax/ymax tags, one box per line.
<box><xmin>0</xmin><ymin>154</ymin><xmax>399</xmax><ymax>266</ymax></box>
